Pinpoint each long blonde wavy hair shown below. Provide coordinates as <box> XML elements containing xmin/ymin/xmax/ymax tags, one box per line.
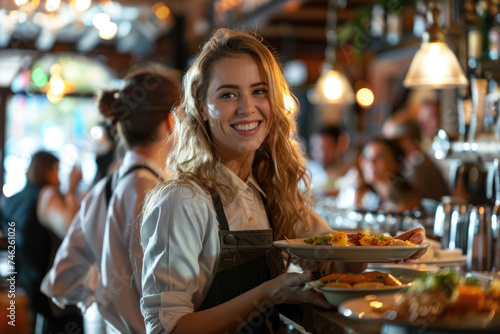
<box><xmin>143</xmin><ymin>28</ymin><xmax>312</xmax><ymax>240</ymax></box>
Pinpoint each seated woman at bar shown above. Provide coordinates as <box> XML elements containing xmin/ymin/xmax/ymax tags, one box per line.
<box><xmin>358</xmin><ymin>137</ymin><xmax>424</xmax><ymax>212</ymax></box>
<box><xmin>1</xmin><ymin>151</ymin><xmax>83</xmax><ymax>333</ymax></box>
<box><xmin>140</xmin><ymin>28</ymin><xmax>427</xmax><ymax>334</ymax></box>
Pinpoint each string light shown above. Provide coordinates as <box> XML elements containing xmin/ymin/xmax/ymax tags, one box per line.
<box><xmin>4</xmin><ymin>0</ymin><xmax>174</xmax><ymax>52</ymax></box>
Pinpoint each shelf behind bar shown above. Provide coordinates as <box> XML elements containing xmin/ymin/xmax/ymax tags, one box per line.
<box><xmin>447</xmin><ymin>140</ymin><xmax>500</xmax><ymax>162</ymax></box>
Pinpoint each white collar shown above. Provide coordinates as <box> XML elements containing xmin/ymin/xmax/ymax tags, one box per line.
<box><xmin>217</xmin><ymin>164</ymin><xmax>266</xmax><ymax>202</ymax></box>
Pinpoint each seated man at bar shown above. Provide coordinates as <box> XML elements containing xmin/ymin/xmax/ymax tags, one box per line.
<box><xmin>307</xmin><ymin>124</ymin><xmax>351</xmax><ymax>199</ymax></box>
<box><xmin>140</xmin><ymin>28</ymin><xmax>427</xmax><ymax>334</ymax></box>
<box><xmin>382</xmin><ymin>111</ymin><xmax>450</xmax><ymax>202</ymax></box>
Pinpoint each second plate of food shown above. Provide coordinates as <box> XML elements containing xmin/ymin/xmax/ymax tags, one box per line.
<box><xmin>320</xmin><ymin>280</ymin><xmax>414</xmax><ymax>307</ymax></box>
<box><xmin>306</xmin><ymin>269</ymin><xmax>418</xmax><ymax>307</ymax></box>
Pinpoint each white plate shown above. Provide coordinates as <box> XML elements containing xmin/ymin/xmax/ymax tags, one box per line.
<box><xmin>366</xmin><ymin>263</ymin><xmax>440</xmax><ymax>277</ymax></box>
<box><xmin>411</xmin><ymin>255</ymin><xmax>467</xmax><ymax>267</ymax></box>
<box><xmin>273</xmin><ymin>239</ymin><xmax>430</xmax><ymax>262</ymax></box>
<box><xmin>319</xmin><ymin>277</ymin><xmax>413</xmax><ymax>307</ymax></box>
<box><xmin>339</xmin><ymin>293</ymin><xmax>500</xmax><ymax>330</ymax></box>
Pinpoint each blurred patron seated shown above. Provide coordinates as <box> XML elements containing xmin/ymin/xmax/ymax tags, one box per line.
<box><xmin>382</xmin><ymin>111</ymin><xmax>450</xmax><ymax>202</ymax></box>
<box><xmin>0</xmin><ymin>151</ymin><xmax>83</xmax><ymax>333</ymax></box>
<box><xmin>357</xmin><ymin>138</ymin><xmax>424</xmax><ymax>212</ymax></box>
<box><xmin>402</xmin><ymin>89</ymin><xmax>441</xmax><ymax>154</ymax></box>
<box><xmin>307</xmin><ymin>125</ymin><xmax>351</xmax><ymax>199</ymax></box>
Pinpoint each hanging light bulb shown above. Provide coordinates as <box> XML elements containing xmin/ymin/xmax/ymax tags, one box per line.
<box><xmin>47</xmin><ymin>63</ymin><xmax>65</xmax><ymax>103</ymax></box>
<box><xmin>310</xmin><ymin>0</ymin><xmax>354</xmax><ymax>105</ymax></box>
<box><xmin>403</xmin><ymin>0</ymin><xmax>468</xmax><ymax>89</ymax></box>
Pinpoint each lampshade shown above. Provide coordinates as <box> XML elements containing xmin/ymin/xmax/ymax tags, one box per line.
<box><xmin>403</xmin><ymin>0</ymin><xmax>468</xmax><ymax>89</ymax></box>
<box><xmin>311</xmin><ymin>69</ymin><xmax>355</xmax><ymax>105</ymax></box>
<box><xmin>310</xmin><ymin>0</ymin><xmax>354</xmax><ymax>106</ymax></box>
<box><xmin>403</xmin><ymin>42</ymin><xmax>469</xmax><ymax>89</ymax></box>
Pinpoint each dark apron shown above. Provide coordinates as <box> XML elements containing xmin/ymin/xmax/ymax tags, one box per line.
<box><xmin>197</xmin><ymin>191</ymin><xmax>283</xmax><ymax>334</ymax></box>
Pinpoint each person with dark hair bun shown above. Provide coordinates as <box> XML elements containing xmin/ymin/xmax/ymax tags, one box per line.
<box><xmin>41</xmin><ymin>66</ymin><xmax>182</xmax><ymax>333</ymax></box>
<box><xmin>1</xmin><ymin>150</ymin><xmax>83</xmax><ymax>333</ymax></box>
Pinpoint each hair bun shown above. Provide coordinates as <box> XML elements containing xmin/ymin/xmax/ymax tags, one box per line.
<box><xmin>97</xmin><ymin>89</ymin><xmax>122</xmax><ymax>122</ymax></box>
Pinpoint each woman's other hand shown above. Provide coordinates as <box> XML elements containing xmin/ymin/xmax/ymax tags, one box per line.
<box><xmin>393</xmin><ymin>227</ymin><xmax>425</xmax><ymax>244</ymax></box>
<box><xmin>264</xmin><ymin>272</ymin><xmax>333</xmax><ymax>309</ymax></box>
<box><xmin>393</xmin><ymin>227</ymin><xmax>427</xmax><ymax>262</ymax></box>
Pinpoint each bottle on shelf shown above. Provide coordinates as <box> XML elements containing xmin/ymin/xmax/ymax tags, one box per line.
<box><xmin>487</xmin><ymin>2</ymin><xmax>500</xmax><ymax>60</ymax></box>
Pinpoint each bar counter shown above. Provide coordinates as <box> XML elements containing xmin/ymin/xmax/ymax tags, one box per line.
<box><xmin>280</xmin><ymin>303</ymin><xmax>380</xmax><ymax>334</ymax></box>
<box><xmin>280</xmin><ymin>303</ymin><xmax>500</xmax><ymax>334</ymax></box>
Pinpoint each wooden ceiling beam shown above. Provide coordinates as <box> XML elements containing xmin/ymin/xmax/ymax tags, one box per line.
<box><xmin>257</xmin><ymin>24</ymin><xmax>326</xmax><ymax>42</ymax></box>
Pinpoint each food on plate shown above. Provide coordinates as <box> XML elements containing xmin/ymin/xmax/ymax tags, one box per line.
<box><xmin>388</xmin><ymin>268</ymin><xmax>500</xmax><ymax>323</ymax></box>
<box><xmin>304</xmin><ymin>232</ymin><xmax>417</xmax><ymax>247</ymax></box>
<box><xmin>306</xmin><ymin>270</ymin><xmax>408</xmax><ymax>290</ymax></box>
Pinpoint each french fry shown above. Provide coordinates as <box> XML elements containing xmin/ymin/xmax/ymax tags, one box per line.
<box><xmin>319</xmin><ymin>273</ymin><xmax>346</xmax><ymax>283</ymax></box>
<box><xmin>383</xmin><ymin>273</ymin><xmax>403</xmax><ymax>286</ymax></box>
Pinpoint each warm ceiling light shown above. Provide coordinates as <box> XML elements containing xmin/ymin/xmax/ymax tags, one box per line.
<box><xmin>92</xmin><ymin>13</ymin><xmax>110</xmax><ymax>30</ymax></box>
<box><xmin>316</xmin><ymin>70</ymin><xmax>354</xmax><ymax>103</ymax></box>
<box><xmin>15</xmin><ymin>0</ymin><xmax>29</xmax><ymax>6</ymax></box>
<box><xmin>99</xmin><ymin>21</ymin><xmax>117</xmax><ymax>40</ymax></box>
<box><xmin>49</xmin><ymin>73</ymin><xmax>65</xmax><ymax>96</ymax></box>
<box><xmin>311</xmin><ymin>0</ymin><xmax>354</xmax><ymax>106</ymax></box>
<box><xmin>45</xmin><ymin>0</ymin><xmax>61</xmax><ymax>12</ymax></box>
<box><xmin>356</xmin><ymin>88</ymin><xmax>374</xmax><ymax>107</ymax></box>
<box><xmin>153</xmin><ymin>2</ymin><xmax>171</xmax><ymax>20</ymax></box>
<box><xmin>403</xmin><ymin>0</ymin><xmax>468</xmax><ymax>89</ymax></box>
<box><xmin>47</xmin><ymin>63</ymin><xmax>65</xmax><ymax>99</ymax></box>
<box><xmin>70</xmin><ymin>0</ymin><xmax>92</xmax><ymax>12</ymax></box>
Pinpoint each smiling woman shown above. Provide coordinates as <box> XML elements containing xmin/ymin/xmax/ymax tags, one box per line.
<box><xmin>140</xmin><ymin>28</ymin><xmax>336</xmax><ymax>334</ymax></box>
<box><xmin>201</xmin><ymin>55</ymin><xmax>271</xmax><ymax>178</ymax></box>
<box><xmin>139</xmin><ymin>28</ymin><xmax>427</xmax><ymax>334</ymax></box>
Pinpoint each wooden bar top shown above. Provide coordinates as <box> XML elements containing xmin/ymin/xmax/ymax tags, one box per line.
<box><xmin>280</xmin><ymin>304</ymin><xmax>381</xmax><ymax>334</ymax></box>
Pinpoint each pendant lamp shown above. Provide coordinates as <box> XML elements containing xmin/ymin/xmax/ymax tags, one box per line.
<box><xmin>310</xmin><ymin>0</ymin><xmax>354</xmax><ymax>105</ymax></box>
<box><xmin>403</xmin><ymin>0</ymin><xmax>468</xmax><ymax>89</ymax></box>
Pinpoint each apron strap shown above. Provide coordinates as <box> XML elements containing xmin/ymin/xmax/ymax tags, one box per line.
<box><xmin>210</xmin><ymin>191</ymin><xmax>273</xmax><ymax>231</ymax></box>
<box><xmin>260</xmin><ymin>194</ymin><xmax>274</xmax><ymax>230</ymax></box>
<box><xmin>121</xmin><ymin>164</ymin><xmax>163</xmax><ymax>181</ymax></box>
<box><xmin>105</xmin><ymin>164</ymin><xmax>163</xmax><ymax>209</ymax></box>
<box><xmin>210</xmin><ymin>191</ymin><xmax>230</xmax><ymax>231</ymax></box>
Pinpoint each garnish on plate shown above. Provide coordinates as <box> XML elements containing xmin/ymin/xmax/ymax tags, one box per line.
<box><xmin>304</xmin><ymin>232</ymin><xmax>417</xmax><ymax>247</ymax></box>
<box><xmin>387</xmin><ymin>268</ymin><xmax>500</xmax><ymax>323</ymax></box>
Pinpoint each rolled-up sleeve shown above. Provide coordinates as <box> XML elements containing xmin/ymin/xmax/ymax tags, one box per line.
<box><xmin>41</xmin><ymin>208</ymin><xmax>99</xmax><ymax>313</ymax></box>
<box><xmin>141</xmin><ymin>186</ymin><xmax>218</xmax><ymax>333</ymax></box>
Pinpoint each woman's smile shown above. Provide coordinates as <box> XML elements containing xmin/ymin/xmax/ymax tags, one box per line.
<box><xmin>231</xmin><ymin>121</ymin><xmax>261</xmax><ymax>134</ymax></box>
